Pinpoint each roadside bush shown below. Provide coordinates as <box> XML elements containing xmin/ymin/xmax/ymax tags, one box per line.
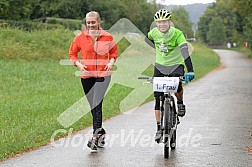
<box><xmin>0</xmin><ymin>19</ymin><xmax>64</xmax><ymax>31</ymax></box>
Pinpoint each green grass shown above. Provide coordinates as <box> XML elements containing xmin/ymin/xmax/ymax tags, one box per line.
<box><xmin>0</xmin><ymin>60</ymin><xmax>80</xmax><ymax>158</ymax></box>
<box><xmin>0</xmin><ymin>28</ymin><xmax>72</xmax><ymax>60</ymax></box>
<box><xmin>190</xmin><ymin>43</ymin><xmax>220</xmax><ymax>79</ymax></box>
<box><xmin>231</xmin><ymin>47</ymin><xmax>252</xmax><ymax>59</ymax></box>
<box><xmin>0</xmin><ymin>28</ymin><xmax>220</xmax><ymax>161</ymax></box>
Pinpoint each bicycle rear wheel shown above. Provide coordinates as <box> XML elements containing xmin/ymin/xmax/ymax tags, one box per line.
<box><xmin>163</xmin><ymin>99</ymin><xmax>171</xmax><ymax>158</ymax></box>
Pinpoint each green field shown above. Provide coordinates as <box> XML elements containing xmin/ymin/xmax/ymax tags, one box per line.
<box><xmin>0</xmin><ymin>28</ymin><xmax>220</xmax><ymax>161</ymax></box>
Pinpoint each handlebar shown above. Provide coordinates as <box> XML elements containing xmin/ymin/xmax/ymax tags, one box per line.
<box><xmin>138</xmin><ymin>76</ymin><xmax>154</xmax><ymax>83</ymax></box>
<box><xmin>138</xmin><ymin>77</ymin><xmax>150</xmax><ymax>80</ymax></box>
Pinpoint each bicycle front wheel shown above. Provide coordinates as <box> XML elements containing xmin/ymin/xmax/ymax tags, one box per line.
<box><xmin>163</xmin><ymin>99</ymin><xmax>171</xmax><ymax>158</ymax></box>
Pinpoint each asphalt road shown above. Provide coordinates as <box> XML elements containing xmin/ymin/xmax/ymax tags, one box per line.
<box><xmin>1</xmin><ymin>50</ymin><xmax>252</xmax><ymax>167</ymax></box>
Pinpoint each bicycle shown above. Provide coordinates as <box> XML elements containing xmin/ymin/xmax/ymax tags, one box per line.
<box><xmin>138</xmin><ymin>76</ymin><xmax>184</xmax><ymax>158</ymax></box>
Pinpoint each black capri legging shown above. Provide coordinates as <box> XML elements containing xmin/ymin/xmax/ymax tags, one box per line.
<box><xmin>154</xmin><ymin>63</ymin><xmax>184</xmax><ymax>110</ymax></box>
<box><xmin>81</xmin><ymin>76</ymin><xmax>111</xmax><ymax>134</ymax></box>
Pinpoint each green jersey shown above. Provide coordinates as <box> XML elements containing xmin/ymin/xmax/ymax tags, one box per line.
<box><xmin>148</xmin><ymin>26</ymin><xmax>187</xmax><ymax>66</ymax></box>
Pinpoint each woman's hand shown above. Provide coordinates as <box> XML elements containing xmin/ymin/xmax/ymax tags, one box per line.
<box><xmin>104</xmin><ymin>58</ymin><xmax>115</xmax><ymax>74</ymax></box>
<box><xmin>76</xmin><ymin>61</ymin><xmax>89</xmax><ymax>75</ymax></box>
<box><xmin>104</xmin><ymin>62</ymin><xmax>113</xmax><ymax>74</ymax></box>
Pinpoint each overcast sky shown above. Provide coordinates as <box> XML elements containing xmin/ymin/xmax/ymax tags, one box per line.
<box><xmin>156</xmin><ymin>0</ymin><xmax>216</xmax><ymax>5</ymax></box>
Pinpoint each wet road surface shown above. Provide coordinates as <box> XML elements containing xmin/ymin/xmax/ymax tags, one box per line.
<box><xmin>1</xmin><ymin>50</ymin><xmax>252</xmax><ymax>167</ymax></box>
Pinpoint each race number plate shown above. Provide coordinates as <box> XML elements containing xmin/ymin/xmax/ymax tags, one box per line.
<box><xmin>153</xmin><ymin>77</ymin><xmax>179</xmax><ymax>93</ymax></box>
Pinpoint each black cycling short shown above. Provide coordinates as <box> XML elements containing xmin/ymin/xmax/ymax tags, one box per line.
<box><xmin>153</xmin><ymin>63</ymin><xmax>184</xmax><ymax>97</ymax></box>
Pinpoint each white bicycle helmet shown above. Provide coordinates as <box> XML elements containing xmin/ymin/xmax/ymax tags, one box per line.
<box><xmin>154</xmin><ymin>9</ymin><xmax>171</xmax><ymax>21</ymax></box>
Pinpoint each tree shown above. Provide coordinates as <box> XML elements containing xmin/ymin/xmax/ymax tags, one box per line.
<box><xmin>230</xmin><ymin>0</ymin><xmax>252</xmax><ymax>51</ymax></box>
<box><xmin>243</xmin><ymin>14</ymin><xmax>252</xmax><ymax>51</ymax></box>
<box><xmin>88</xmin><ymin>0</ymin><xmax>126</xmax><ymax>29</ymax></box>
<box><xmin>89</xmin><ymin>0</ymin><xmax>156</xmax><ymax>34</ymax></box>
<box><xmin>213</xmin><ymin>0</ymin><xmax>238</xmax><ymax>42</ymax></box>
<box><xmin>197</xmin><ymin>0</ymin><xmax>240</xmax><ymax>45</ymax></box>
<box><xmin>197</xmin><ymin>8</ymin><xmax>215</xmax><ymax>43</ymax></box>
<box><xmin>207</xmin><ymin>16</ymin><xmax>226</xmax><ymax>46</ymax></box>
<box><xmin>121</xmin><ymin>0</ymin><xmax>157</xmax><ymax>34</ymax></box>
<box><xmin>0</xmin><ymin>0</ymin><xmax>157</xmax><ymax>35</ymax></box>
<box><xmin>56</xmin><ymin>0</ymin><xmax>90</xmax><ymax>19</ymax></box>
<box><xmin>229</xmin><ymin>0</ymin><xmax>252</xmax><ymax>17</ymax></box>
<box><xmin>0</xmin><ymin>0</ymin><xmax>40</xmax><ymax>20</ymax></box>
<box><xmin>171</xmin><ymin>6</ymin><xmax>194</xmax><ymax>38</ymax></box>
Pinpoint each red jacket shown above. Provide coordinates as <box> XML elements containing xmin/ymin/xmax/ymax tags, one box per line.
<box><xmin>69</xmin><ymin>29</ymin><xmax>118</xmax><ymax>79</ymax></box>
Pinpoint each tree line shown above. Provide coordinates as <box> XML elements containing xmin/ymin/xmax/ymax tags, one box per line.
<box><xmin>0</xmin><ymin>0</ymin><xmax>196</xmax><ymax>35</ymax></box>
<box><xmin>197</xmin><ymin>0</ymin><xmax>252</xmax><ymax>51</ymax></box>
<box><xmin>0</xmin><ymin>0</ymin><xmax>157</xmax><ymax>34</ymax></box>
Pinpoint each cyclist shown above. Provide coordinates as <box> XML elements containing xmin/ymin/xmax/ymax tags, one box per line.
<box><xmin>145</xmin><ymin>9</ymin><xmax>195</xmax><ymax>143</ymax></box>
